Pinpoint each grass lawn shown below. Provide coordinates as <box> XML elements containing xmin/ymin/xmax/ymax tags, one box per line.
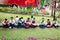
<box><xmin>0</xmin><ymin>28</ymin><xmax>60</xmax><ymax>40</ymax></box>
<box><xmin>0</xmin><ymin>12</ymin><xmax>60</xmax><ymax>23</ymax></box>
<box><xmin>0</xmin><ymin>12</ymin><xmax>60</xmax><ymax>40</ymax></box>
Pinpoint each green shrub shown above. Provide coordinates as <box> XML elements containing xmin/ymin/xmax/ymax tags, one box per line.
<box><xmin>57</xmin><ymin>12</ymin><xmax>60</xmax><ymax>18</ymax></box>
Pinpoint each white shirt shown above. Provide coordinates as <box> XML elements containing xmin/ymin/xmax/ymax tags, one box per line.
<box><xmin>18</xmin><ymin>20</ymin><xmax>22</xmax><ymax>23</ymax></box>
<box><xmin>40</xmin><ymin>20</ymin><xmax>46</xmax><ymax>25</ymax></box>
<box><xmin>15</xmin><ymin>18</ymin><xmax>19</xmax><ymax>24</ymax></box>
<box><xmin>52</xmin><ymin>21</ymin><xmax>58</xmax><ymax>26</ymax></box>
<box><xmin>31</xmin><ymin>18</ymin><xmax>34</xmax><ymax>23</ymax></box>
<box><xmin>9</xmin><ymin>19</ymin><xmax>15</xmax><ymax>24</ymax></box>
<box><xmin>21</xmin><ymin>19</ymin><xmax>24</xmax><ymax>22</ymax></box>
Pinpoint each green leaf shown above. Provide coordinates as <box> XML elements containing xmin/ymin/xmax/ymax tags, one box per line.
<box><xmin>46</xmin><ymin>0</ymin><xmax>49</xmax><ymax>3</ymax></box>
<box><xmin>41</xmin><ymin>0</ymin><xmax>44</xmax><ymax>6</ymax></box>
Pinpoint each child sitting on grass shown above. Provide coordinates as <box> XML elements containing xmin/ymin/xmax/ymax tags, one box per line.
<box><xmin>21</xmin><ymin>17</ymin><xmax>24</xmax><ymax>23</ymax></box>
<box><xmin>9</xmin><ymin>17</ymin><xmax>15</xmax><ymax>28</ymax></box>
<box><xmin>2</xmin><ymin>18</ymin><xmax>9</xmax><ymax>28</ymax></box>
<box><xmin>18</xmin><ymin>18</ymin><xmax>24</xmax><ymax>28</ymax></box>
<box><xmin>46</xmin><ymin>19</ymin><xmax>52</xmax><ymax>28</ymax></box>
<box><xmin>31</xmin><ymin>18</ymin><xmax>37</xmax><ymax>28</ymax></box>
<box><xmin>31</xmin><ymin>16</ymin><xmax>34</xmax><ymax>21</ymax></box>
<box><xmin>15</xmin><ymin>16</ymin><xmax>19</xmax><ymax>27</ymax></box>
<box><xmin>39</xmin><ymin>18</ymin><xmax>46</xmax><ymax>28</ymax></box>
<box><xmin>23</xmin><ymin>18</ymin><xmax>31</xmax><ymax>28</ymax></box>
<box><xmin>52</xmin><ymin>19</ymin><xmax>59</xmax><ymax>28</ymax></box>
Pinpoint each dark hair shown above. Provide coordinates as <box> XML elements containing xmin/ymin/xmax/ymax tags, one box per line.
<box><xmin>31</xmin><ymin>16</ymin><xmax>33</xmax><ymax>18</ymax></box>
<box><xmin>19</xmin><ymin>18</ymin><xmax>21</xmax><ymax>20</ymax></box>
<box><xmin>45</xmin><ymin>5</ymin><xmax>47</xmax><ymax>7</ymax></box>
<box><xmin>5</xmin><ymin>18</ymin><xmax>7</xmax><ymax>20</ymax></box>
<box><xmin>16</xmin><ymin>16</ymin><xmax>18</xmax><ymax>18</ymax></box>
<box><xmin>11</xmin><ymin>17</ymin><xmax>13</xmax><ymax>19</ymax></box>
<box><xmin>28</xmin><ymin>18</ymin><xmax>30</xmax><ymax>19</ymax></box>
<box><xmin>47</xmin><ymin>19</ymin><xmax>50</xmax><ymax>21</ymax></box>
<box><xmin>33</xmin><ymin>18</ymin><xmax>35</xmax><ymax>19</ymax></box>
<box><xmin>21</xmin><ymin>17</ymin><xmax>23</xmax><ymax>19</ymax></box>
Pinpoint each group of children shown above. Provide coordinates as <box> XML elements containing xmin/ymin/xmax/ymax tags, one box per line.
<box><xmin>2</xmin><ymin>16</ymin><xmax>59</xmax><ymax>28</ymax></box>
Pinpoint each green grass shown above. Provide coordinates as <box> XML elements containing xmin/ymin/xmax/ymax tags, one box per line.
<box><xmin>0</xmin><ymin>28</ymin><xmax>60</xmax><ymax>40</ymax></box>
<box><xmin>0</xmin><ymin>12</ymin><xmax>60</xmax><ymax>40</ymax></box>
<box><xmin>0</xmin><ymin>12</ymin><xmax>60</xmax><ymax>23</ymax></box>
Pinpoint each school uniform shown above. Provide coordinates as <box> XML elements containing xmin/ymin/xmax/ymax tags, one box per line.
<box><xmin>23</xmin><ymin>19</ymin><xmax>31</xmax><ymax>28</ymax></box>
<box><xmin>46</xmin><ymin>21</ymin><xmax>52</xmax><ymax>28</ymax></box>
<box><xmin>9</xmin><ymin>19</ymin><xmax>15</xmax><ymax>28</ymax></box>
<box><xmin>39</xmin><ymin>20</ymin><xmax>46</xmax><ymax>28</ymax></box>
<box><xmin>52</xmin><ymin>21</ymin><xmax>59</xmax><ymax>28</ymax></box>
<box><xmin>15</xmin><ymin>18</ymin><xmax>19</xmax><ymax>26</ymax></box>
<box><xmin>2</xmin><ymin>20</ymin><xmax>9</xmax><ymax>28</ymax></box>
<box><xmin>31</xmin><ymin>19</ymin><xmax>37</xmax><ymax>28</ymax></box>
<box><xmin>18</xmin><ymin>19</ymin><xmax>23</xmax><ymax>28</ymax></box>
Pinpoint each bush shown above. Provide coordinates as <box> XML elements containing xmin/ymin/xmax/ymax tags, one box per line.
<box><xmin>57</xmin><ymin>12</ymin><xmax>60</xmax><ymax>18</ymax></box>
<box><xmin>38</xmin><ymin>10</ymin><xmax>50</xmax><ymax>16</ymax></box>
<box><xmin>0</xmin><ymin>7</ymin><xmax>51</xmax><ymax>17</ymax></box>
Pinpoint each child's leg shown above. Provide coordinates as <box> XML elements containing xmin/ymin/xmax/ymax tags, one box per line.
<box><xmin>10</xmin><ymin>24</ymin><xmax>14</xmax><ymax>28</ymax></box>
